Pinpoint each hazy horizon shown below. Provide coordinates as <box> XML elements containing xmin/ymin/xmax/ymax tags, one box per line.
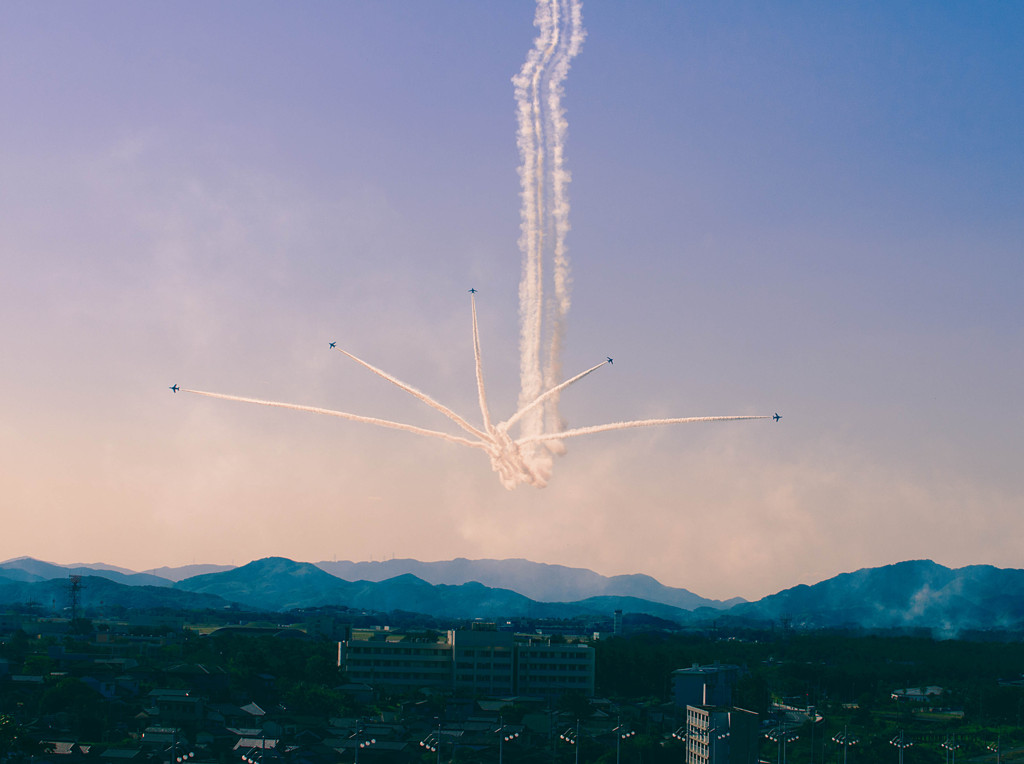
<box><xmin>2</xmin><ymin>2</ymin><xmax>1021</xmax><ymax>601</ymax></box>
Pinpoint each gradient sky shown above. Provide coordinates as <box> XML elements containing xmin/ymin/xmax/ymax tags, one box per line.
<box><xmin>2</xmin><ymin>1</ymin><xmax>1022</xmax><ymax>601</ymax></box>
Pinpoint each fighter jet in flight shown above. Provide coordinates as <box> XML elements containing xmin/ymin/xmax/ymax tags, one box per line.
<box><xmin>773</xmin><ymin>412</ymin><xmax>781</xmax><ymax>422</ymax></box>
<box><xmin>329</xmin><ymin>342</ymin><xmax>336</xmax><ymax>349</ymax></box>
<box><xmin>606</xmin><ymin>357</ymin><xmax>613</xmax><ymax>365</ymax></box>
<box><xmin>468</xmin><ymin>288</ymin><xmax>477</xmax><ymax>293</ymax></box>
<box><xmin>169</xmin><ymin>384</ymin><xmax>179</xmax><ymax>393</ymax></box>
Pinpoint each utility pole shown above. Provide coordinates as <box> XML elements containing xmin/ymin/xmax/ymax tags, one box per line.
<box><xmin>613</xmin><ymin>716</ymin><xmax>635</xmax><ymax>764</ymax></box>
<box><xmin>67</xmin><ymin>575</ymin><xmax>82</xmax><ymax>621</ymax></box>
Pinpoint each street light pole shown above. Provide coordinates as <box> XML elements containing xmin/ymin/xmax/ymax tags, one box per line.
<box><xmin>808</xmin><ymin>708</ymin><xmax>814</xmax><ymax>764</ymax></box>
<box><xmin>831</xmin><ymin>726</ymin><xmax>857</xmax><ymax>764</ymax></box>
<box><xmin>352</xmin><ymin>726</ymin><xmax>376</xmax><ymax>764</ymax></box>
<box><xmin>170</xmin><ymin>730</ymin><xmax>194</xmax><ymax>764</ymax></box>
<box><xmin>497</xmin><ymin>715</ymin><xmax>520</xmax><ymax>764</ymax></box>
<box><xmin>765</xmin><ymin>724</ymin><xmax>798</xmax><ymax>764</ymax></box>
<box><xmin>613</xmin><ymin>717</ymin><xmax>635</xmax><ymax>764</ymax></box>
<box><xmin>987</xmin><ymin>735</ymin><xmax>1002</xmax><ymax>764</ymax></box>
<box><xmin>420</xmin><ymin>723</ymin><xmax>442</xmax><ymax>764</ymax></box>
<box><xmin>941</xmin><ymin>734</ymin><xmax>960</xmax><ymax>764</ymax></box>
<box><xmin>889</xmin><ymin>730</ymin><xmax>913</xmax><ymax>764</ymax></box>
<box><xmin>560</xmin><ymin>720</ymin><xmax>581</xmax><ymax>764</ymax></box>
<box><xmin>671</xmin><ymin>726</ymin><xmax>686</xmax><ymax>764</ymax></box>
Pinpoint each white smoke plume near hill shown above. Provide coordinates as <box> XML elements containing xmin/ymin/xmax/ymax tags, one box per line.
<box><xmin>177</xmin><ymin>0</ymin><xmax>772</xmax><ymax>489</ymax></box>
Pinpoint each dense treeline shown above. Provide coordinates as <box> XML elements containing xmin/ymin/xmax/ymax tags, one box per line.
<box><xmin>596</xmin><ymin>631</ymin><xmax>1024</xmax><ymax>706</ymax></box>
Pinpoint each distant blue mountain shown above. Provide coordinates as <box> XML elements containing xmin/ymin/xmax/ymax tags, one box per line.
<box><xmin>728</xmin><ymin>559</ymin><xmax>1024</xmax><ymax>636</ymax></box>
<box><xmin>0</xmin><ymin>574</ymin><xmax>233</xmax><ymax>612</ymax></box>
<box><xmin>315</xmin><ymin>558</ymin><xmax>742</xmax><ymax>610</ymax></box>
<box><xmin>0</xmin><ymin>557</ymin><xmax>172</xmax><ymax>588</ymax></box>
<box><xmin>175</xmin><ymin>557</ymin><xmax>357</xmax><ymax>611</ymax></box>
<box><xmin>141</xmin><ymin>563</ymin><xmax>235</xmax><ymax>581</ymax></box>
<box><xmin>0</xmin><ymin>566</ymin><xmax>46</xmax><ymax>583</ymax></box>
<box><xmin>174</xmin><ymin>558</ymin><xmax>620</xmax><ymax>619</ymax></box>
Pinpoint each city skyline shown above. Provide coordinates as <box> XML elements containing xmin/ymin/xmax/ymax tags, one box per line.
<box><xmin>2</xmin><ymin>2</ymin><xmax>1021</xmax><ymax>600</ymax></box>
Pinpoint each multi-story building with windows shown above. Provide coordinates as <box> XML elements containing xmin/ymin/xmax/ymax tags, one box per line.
<box><xmin>685</xmin><ymin>705</ymin><xmax>759</xmax><ymax>764</ymax></box>
<box><xmin>451</xmin><ymin>629</ymin><xmax>515</xmax><ymax>696</ymax></box>
<box><xmin>338</xmin><ymin>628</ymin><xmax>594</xmax><ymax>698</ymax></box>
<box><xmin>338</xmin><ymin>630</ymin><xmax>452</xmax><ymax>688</ymax></box>
<box><xmin>515</xmin><ymin>637</ymin><xmax>595</xmax><ymax>697</ymax></box>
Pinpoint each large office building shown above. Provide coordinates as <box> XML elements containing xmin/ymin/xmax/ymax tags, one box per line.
<box><xmin>339</xmin><ymin>629</ymin><xmax>595</xmax><ymax>698</ymax></box>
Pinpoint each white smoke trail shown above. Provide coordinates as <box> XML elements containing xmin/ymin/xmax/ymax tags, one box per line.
<box><xmin>541</xmin><ymin>0</ymin><xmax>585</xmax><ymax>448</ymax></box>
<box><xmin>513</xmin><ymin>0</ymin><xmax>585</xmax><ymax>469</ymax></box>
<box><xmin>470</xmin><ymin>294</ymin><xmax>494</xmax><ymax>434</ymax></box>
<box><xmin>332</xmin><ymin>346</ymin><xmax>489</xmax><ymax>442</ymax></box>
<box><xmin>513</xmin><ymin>0</ymin><xmax>556</xmax><ymax>445</ymax></box>
<box><xmin>516</xmin><ymin>416</ymin><xmax>770</xmax><ymax>445</ymax></box>
<box><xmin>501</xmin><ymin>358</ymin><xmax>607</xmax><ymax>432</ymax></box>
<box><xmin>184</xmin><ymin>389</ymin><xmax>487</xmax><ymax>449</ymax></box>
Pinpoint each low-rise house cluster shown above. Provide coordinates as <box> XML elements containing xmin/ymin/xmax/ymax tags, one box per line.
<box><xmin>2</xmin><ymin>614</ymin><xmax>766</xmax><ymax>764</ymax></box>
<box><xmin>0</xmin><ymin>615</ymin><xmax>604</xmax><ymax>763</ymax></box>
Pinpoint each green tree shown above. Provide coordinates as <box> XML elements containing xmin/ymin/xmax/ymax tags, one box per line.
<box><xmin>556</xmin><ymin>691</ymin><xmax>593</xmax><ymax>719</ymax></box>
<box><xmin>40</xmin><ymin>677</ymin><xmax>101</xmax><ymax>715</ymax></box>
<box><xmin>282</xmin><ymin>681</ymin><xmax>347</xmax><ymax>716</ymax></box>
<box><xmin>0</xmin><ymin>629</ymin><xmax>30</xmax><ymax>662</ymax></box>
<box><xmin>0</xmin><ymin>715</ymin><xmax>27</xmax><ymax>759</ymax></box>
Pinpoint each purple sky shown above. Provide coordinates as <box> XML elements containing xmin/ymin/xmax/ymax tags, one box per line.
<box><xmin>2</xmin><ymin>1</ymin><xmax>1022</xmax><ymax>600</ymax></box>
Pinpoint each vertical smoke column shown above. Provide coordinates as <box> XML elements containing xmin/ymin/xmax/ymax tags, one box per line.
<box><xmin>542</xmin><ymin>0</ymin><xmax>584</xmax><ymax>452</ymax></box>
<box><xmin>512</xmin><ymin>0</ymin><xmax>585</xmax><ymax>477</ymax></box>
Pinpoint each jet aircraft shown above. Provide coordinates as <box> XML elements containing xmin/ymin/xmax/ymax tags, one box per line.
<box><xmin>169</xmin><ymin>384</ymin><xmax>179</xmax><ymax>393</ymax></box>
<box><xmin>606</xmin><ymin>357</ymin><xmax>613</xmax><ymax>364</ymax></box>
<box><xmin>468</xmin><ymin>288</ymin><xmax>477</xmax><ymax>293</ymax></box>
<box><xmin>329</xmin><ymin>342</ymin><xmax>336</xmax><ymax>349</ymax></box>
<box><xmin>773</xmin><ymin>412</ymin><xmax>781</xmax><ymax>422</ymax></box>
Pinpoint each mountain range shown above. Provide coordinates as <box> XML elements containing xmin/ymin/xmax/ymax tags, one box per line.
<box><xmin>3</xmin><ymin>555</ymin><xmax>1024</xmax><ymax>636</ymax></box>
<box><xmin>313</xmin><ymin>558</ymin><xmax>745</xmax><ymax>610</ymax></box>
